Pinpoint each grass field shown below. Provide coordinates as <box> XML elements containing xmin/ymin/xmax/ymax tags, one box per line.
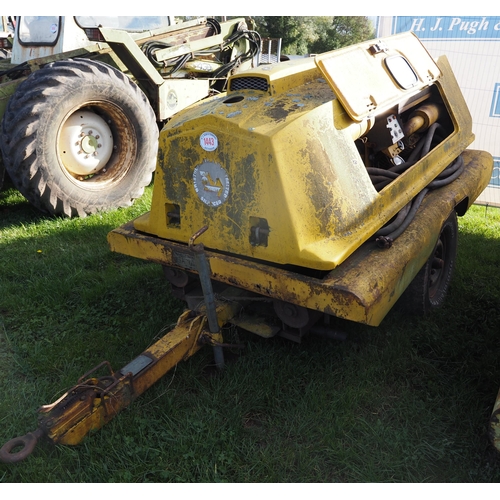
<box><xmin>1</xmin><ymin>180</ymin><xmax>500</xmax><ymax>483</ymax></box>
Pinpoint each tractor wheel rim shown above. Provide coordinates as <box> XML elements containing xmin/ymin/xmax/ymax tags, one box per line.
<box><xmin>58</xmin><ymin>110</ymin><xmax>114</xmax><ymax>178</ymax></box>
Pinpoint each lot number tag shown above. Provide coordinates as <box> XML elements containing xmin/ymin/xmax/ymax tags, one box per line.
<box><xmin>200</xmin><ymin>132</ymin><xmax>218</xmax><ymax>151</ymax></box>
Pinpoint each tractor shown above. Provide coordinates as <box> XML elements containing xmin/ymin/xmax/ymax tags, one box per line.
<box><xmin>0</xmin><ymin>16</ymin><xmax>273</xmax><ymax>216</ymax></box>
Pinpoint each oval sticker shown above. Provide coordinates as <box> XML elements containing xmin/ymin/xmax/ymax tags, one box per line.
<box><xmin>200</xmin><ymin>132</ymin><xmax>218</xmax><ymax>152</ymax></box>
<box><xmin>166</xmin><ymin>90</ymin><xmax>178</xmax><ymax>110</ymax></box>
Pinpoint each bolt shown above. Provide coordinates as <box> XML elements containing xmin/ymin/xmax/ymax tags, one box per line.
<box><xmin>84</xmin><ymin>155</ymin><xmax>89</xmax><ymax>159</ymax></box>
<box><xmin>98</xmin><ymin>144</ymin><xmax>102</xmax><ymax>148</ymax></box>
<box><xmin>95</xmin><ymin>135</ymin><xmax>100</xmax><ymax>139</ymax></box>
<box><xmin>80</xmin><ymin>132</ymin><xmax>85</xmax><ymax>137</ymax></box>
<box><xmin>89</xmin><ymin>130</ymin><xmax>93</xmax><ymax>135</ymax></box>
<box><xmin>93</xmin><ymin>152</ymin><xmax>98</xmax><ymax>156</ymax></box>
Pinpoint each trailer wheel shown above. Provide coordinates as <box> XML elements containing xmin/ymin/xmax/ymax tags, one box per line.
<box><xmin>0</xmin><ymin>156</ymin><xmax>5</xmax><ymax>191</ymax></box>
<box><xmin>398</xmin><ymin>211</ymin><xmax>458</xmax><ymax>315</ymax></box>
<box><xmin>0</xmin><ymin>59</ymin><xmax>158</xmax><ymax>217</ymax></box>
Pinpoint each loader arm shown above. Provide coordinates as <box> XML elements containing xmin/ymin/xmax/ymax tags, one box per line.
<box><xmin>98</xmin><ymin>17</ymin><xmax>255</xmax><ymax>121</ymax></box>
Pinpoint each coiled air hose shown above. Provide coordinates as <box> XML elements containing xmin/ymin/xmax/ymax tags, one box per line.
<box><xmin>369</xmin><ymin>122</ymin><xmax>466</xmax><ymax>247</ymax></box>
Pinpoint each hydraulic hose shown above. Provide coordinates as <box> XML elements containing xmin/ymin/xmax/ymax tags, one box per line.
<box><xmin>0</xmin><ymin>61</ymin><xmax>29</xmax><ymax>79</ymax></box>
<box><xmin>142</xmin><ymin>28</ymin><xmax>261</xmax><ymax>79</ymax></box>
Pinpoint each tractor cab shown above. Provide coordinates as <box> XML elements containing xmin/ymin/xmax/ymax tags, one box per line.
<box><xmin>10</xmin><ymin>16</ymin><xmax>174</xmax><ymax>64</ymax></box>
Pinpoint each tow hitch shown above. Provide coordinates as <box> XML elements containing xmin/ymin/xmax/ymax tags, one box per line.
<box><xmin>0</xmin><ymin>298</ymin><xmax>242</xmax><ymax>464</ymax></box>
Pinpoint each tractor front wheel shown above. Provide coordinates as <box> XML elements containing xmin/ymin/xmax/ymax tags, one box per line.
<box><xmin>0</xmin><ymin>59</ymin><xmax>158</xmax><ymax>217</ymax></box>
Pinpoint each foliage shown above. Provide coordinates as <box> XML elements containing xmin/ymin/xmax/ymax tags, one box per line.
<box><xmin>255</xmin><ymin>16</ymin><xmax>311</xmax><ymax>55</ymax></box>
<box><xmin>254</xmin><ymin>16</ymin><xmax>375</xmax><ymax>55</ymax></box>
<box><xmin>309</xmin><ymin>17</ymin><xmax>376</xmax><ymax>53</ymax></box>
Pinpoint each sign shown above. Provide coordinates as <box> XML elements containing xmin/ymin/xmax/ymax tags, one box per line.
<box><xmin>392</xmin><ymin>16</ymin><xmax>500</xmax><ymax>40</ymax></box>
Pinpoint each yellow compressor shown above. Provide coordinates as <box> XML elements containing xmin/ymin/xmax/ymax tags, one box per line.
<box><xmin>0</xmin><ymin>32</ymin><xmax>496</xmax><ymax>462</ymax></box>
<box><xmin>110</xmin><ymin>31</ymin><xmax>492</xmax><ymax>327</ymax></box>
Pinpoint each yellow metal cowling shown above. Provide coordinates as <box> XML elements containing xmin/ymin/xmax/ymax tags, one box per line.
<box><xmin>109</xmin><ymin>32</ymin><xmax>493</xmax><ymax>326</ymax></box>
<box><xmin>138</xmin><ymin>80</ymin><xmax>377</xmax><ymax>270</ymax></box>
<box><xmin>134</xmin><ymin>33</ymin><xmax>474</xmax><ymax>272</ymax></box>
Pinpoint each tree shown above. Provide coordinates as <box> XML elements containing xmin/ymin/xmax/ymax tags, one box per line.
<box><xmin>254</xmin><ymin>16</ymin><xmax>375</xmax><ymax>55</ymax></box>
<box><xmin>255</xmin><ymin>16</ymin><xmax>310</xmax><ymax>55</ymax></box>
<box><xmin>309</xmin><ymin>17</ymin><xmax>375</xmax><ymax>54</ymax></box>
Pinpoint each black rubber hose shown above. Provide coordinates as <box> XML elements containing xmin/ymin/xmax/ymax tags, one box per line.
<box><xmin>374</xmin><ymin>202</ymin><xmax>412</xmax><ymax>236</ymax></box>
<box><xmin>0</xmin><ymin>61</ymin><xmax>29</xmax><ymax>78</ymax></box>
<box><xmin>420</xmin><ymin>122</ymin><xmax>444</xmax><ymax>157</ymax></box>
<box><xmin>375</xmin><ymin>188</ymin><xmax>429</xmax><ymax>247</ymax></box>
<box><xmin>370</xmin><ymin>120</ymin><xmax>464</xmax><ymax>246</ymax></box>
<box><xmin>366</xmin><ymin>167</ymin><xmax>400</xmax><ymax>179</ymax></box>
<box><xmin>428</xmin><ymin>155</ymin><xmax>465</xmax><ymax>188</ymax></box>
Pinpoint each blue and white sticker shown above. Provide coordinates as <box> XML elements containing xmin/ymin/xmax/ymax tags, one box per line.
<box><xmin>200</xmin><ymin>132</ymin><xmax>218</xmax><ymax>152</ymax></box>
<box><xmin>193</xmin><ymin>161</ymin><xmax>230</xmax><ymax>207</ymax></box>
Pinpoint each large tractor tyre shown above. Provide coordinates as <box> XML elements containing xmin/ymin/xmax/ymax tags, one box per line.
<box><xmin>0</xmin><ymin>58</ymin><xmax>158</xmax><ymax>217</ymax></box>
<box><xmin>397</xmin><ymin>211</ymin><xmax>458</xmax><ymax>315</ymax></box>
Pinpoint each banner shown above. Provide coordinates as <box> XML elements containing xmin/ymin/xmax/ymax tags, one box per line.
<box><xmin>392</xmin><ymin>16</ymin><xmax>500</xmax><ymax>40</ymax></box>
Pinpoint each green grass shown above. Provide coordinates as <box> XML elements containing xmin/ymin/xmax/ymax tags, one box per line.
<box><xmin>1</xmin><ymin>182</ymin><xmax>500</xmax><ymax>482</ymax></box>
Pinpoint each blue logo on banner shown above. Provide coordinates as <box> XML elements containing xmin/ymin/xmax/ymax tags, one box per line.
<box><xmin>490</xmin><ymin>84</ymin><xmax>500</xmax><ymax>118</ymax></box>
<box><xmin>393</xmin><ymin>16</ymin><xmax>500</xmax><ymax>40</ymax></box>
<box><xmin>492</xmin><ymin>159</ymin><xmax>500</xmax><ymax>187</ymax></box>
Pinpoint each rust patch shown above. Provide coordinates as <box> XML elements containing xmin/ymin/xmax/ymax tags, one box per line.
<box><xmin>219</xmin><ymin>153</ymin><xmax>258</xmax><ymax>241</ymax></box>
<box><xmin>265</xmin><ymin>101</ymin><xmax>289</xmax><ymax>122</ymax></box>
<box><xmin>162</xmin><ymin>137</ymin><xmax>201</xmax><ymax>206</ymax></box>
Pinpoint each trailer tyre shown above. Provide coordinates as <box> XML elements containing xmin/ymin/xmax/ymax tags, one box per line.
<box><xmin>0</xmin><ymin>59</ymin><xmax>158</xmax><ymax>217</ymax></box>
<box><xmin>398</xmin><ymin>211</ymin><xmax>458</xmax><ymax>315</ymax></box>
<box><xmin>0</xmin><ymin>156</ymin><xmax>5</xmax><ymax>191</ymax></box>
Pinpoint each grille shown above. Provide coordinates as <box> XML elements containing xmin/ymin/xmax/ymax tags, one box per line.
<box><xmin>229</xmin><ymin>77</ymin><xmax>269</xmax><ymax>92</ymax></box>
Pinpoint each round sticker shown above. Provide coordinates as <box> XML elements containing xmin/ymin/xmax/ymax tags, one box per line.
<box><xmin>193</xmin><ymin>161</ymin><xmax>229</xmax><ymax>207</ymax></box>
<box><xmin>200</xmin><ymin>132</ymin><xmax>218</xmax><ymax>152</ymax></box>
<box><xmin>167</xmin><ymin>90</ymin><xmax>178</xmax><ymax>110</ymax></box>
